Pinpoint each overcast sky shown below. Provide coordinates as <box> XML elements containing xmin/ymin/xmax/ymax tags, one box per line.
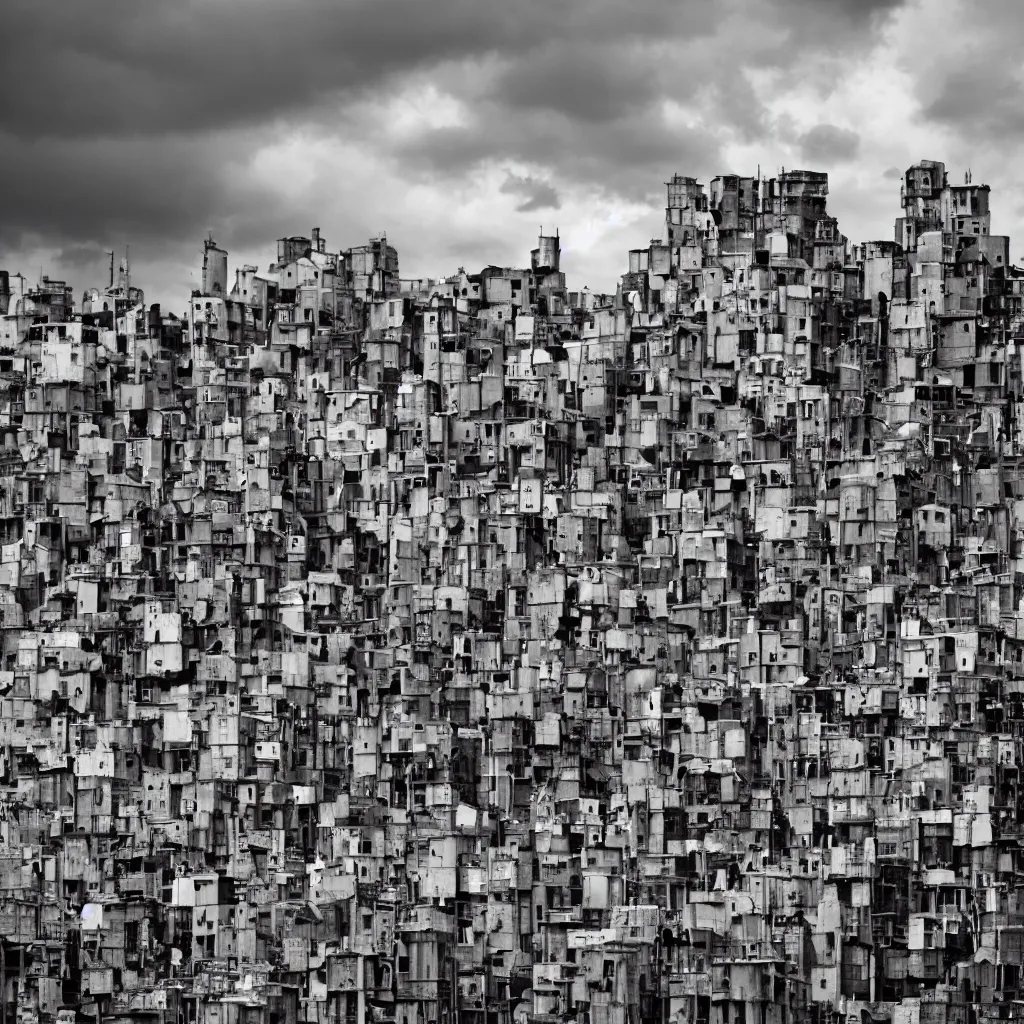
<box><xmin>2</xmin><ymin>0</ymin><xmax>1021</xmax><ymax>314</ymax></box>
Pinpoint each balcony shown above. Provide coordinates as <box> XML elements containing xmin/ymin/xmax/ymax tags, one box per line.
<box><xmin>545</xmin><ymin>906</ymin><xmax>583</xmax><ymax>925</ymax></box>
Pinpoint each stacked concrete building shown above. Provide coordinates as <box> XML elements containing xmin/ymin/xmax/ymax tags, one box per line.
<box><xmin>0</xmin><ymin>160</ymin><xmax>1021</xmax><ymax>1024</ymax></box>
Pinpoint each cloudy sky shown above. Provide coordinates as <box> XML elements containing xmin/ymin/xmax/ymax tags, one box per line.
<box><xmin>2</xmin><ymin>0</ymin><xmax>1021</xmax><ymax>313</ymax></box>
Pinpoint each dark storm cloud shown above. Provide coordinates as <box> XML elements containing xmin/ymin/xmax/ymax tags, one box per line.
<box><xmin>798</xmin><ymin>124</ymin><xmax>861</xmax><ymax>164</ymax></box>
<box><xmin>902</xmin><ymin>1</ymin><xmax>1024</xmax><ymax>142</ymax></box>
<box><xmin>385</xmin><ymin>0</ymin><xmax>906</xmax><ymax>198</ymax></box>
<box><xmin>924</xmin><ymin>64</ymin><xmax>1024</xmax><ymax>138</ymax></box>
<box><xmin>0</xmin><ymin>0</ymin><xmax>904</xmax><ymax>142</ymax></box>
<box><xmin>0</xmin><ymin>0</ymin><xmax>711</xmax><ymax>141</ymax></box>
<box><xmin>0</xmin><ymin>132</ymin><xmax>248</xmax><ymax>241</ymax></box>
<box><xmin>780</xmin><ymin>0</ymin><xmax>905</xmax><ymax>38</ymax></box>
<box><xmin>395</xmin><ymin>105</ymin><xmax>720</xmax><ymax>204</ymax></box>
<box><xmin>499</xmin><ymin>174</ymin><xmax>561</xmax><ymax>213</ymax></box>
<box><xmin>492</xmin><ymin>44</ymin><xmax>660</xmax><ymax>125</ymax></box>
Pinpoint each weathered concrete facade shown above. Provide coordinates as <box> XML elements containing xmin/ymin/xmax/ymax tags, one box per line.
<box><xmin>0</xmin><ymin>163</ymin><xmax>1020</xmax><ymax>1024</ymax></box>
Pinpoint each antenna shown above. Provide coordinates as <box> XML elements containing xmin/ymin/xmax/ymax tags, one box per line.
<box><xmin>106</xmin><ymin>252</ymin><xmax>115</xmax><ymax>290</ymax></box>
